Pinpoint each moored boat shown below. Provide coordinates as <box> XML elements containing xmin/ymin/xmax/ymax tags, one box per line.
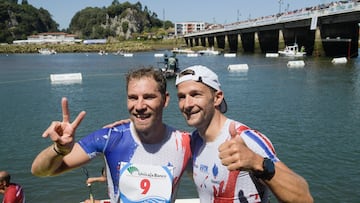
<box><xmin>38</xmin><ymin>48</ymin><xmax>56</xmax><ymax>55</ymax></box>
<box><xmin>197</xmin><ymin>47</ymin><xmax>220</xmax><ymax>56</ymax></box>
<box><xmin>171</xmin><ymin>48</ymin><xmax>195</xmax><ymax>54</ymax></box>
<box><xmin>278</xmin><ymin>43</ymin><xmax>306</xmax><ymax>57</ymax></box>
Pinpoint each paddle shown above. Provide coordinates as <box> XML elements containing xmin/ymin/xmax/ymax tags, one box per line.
<box><xmin>82</xmin><ymin>167</ymin><xmax>94</xmax><ymax>203</ymax></box>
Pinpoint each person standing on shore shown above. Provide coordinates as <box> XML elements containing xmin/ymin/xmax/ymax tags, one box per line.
<box><xmin>0</xmin><ymin>171</ymin><xmax>25</xmax><ymax>203</ymax></box>
<box><xmin>175</xmin><ymin>65</ymin><xmax>313</xmax><ymax>203</ymax></box>
<box><xmin>31</xmin><ymin>67</ymin><xmax>192</xmax><ymax>203</ymax></box>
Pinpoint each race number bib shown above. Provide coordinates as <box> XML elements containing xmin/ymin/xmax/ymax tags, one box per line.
<box><xmin>119</xmin><ymin>162</ymin><xmax>174</xmax><ymax>203</ymax></box>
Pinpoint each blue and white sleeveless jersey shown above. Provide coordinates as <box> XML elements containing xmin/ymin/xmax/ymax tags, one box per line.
<box><xmin>191</xmin><ymin>119</ymin><xmax>279</xmax><ymax>203</ymax></box>
<box><xmin>78</xmin><ymin>122</ymin><xmax>191</xmax><ymax>203</ymax></box>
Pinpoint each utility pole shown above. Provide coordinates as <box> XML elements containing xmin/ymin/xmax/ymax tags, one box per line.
<box><xmin>163</xmin><ymin>8</ymin><xmax>165</xmax><ymax>29</ymax></box>
<box><xmin>278</xmin><ymin>0</ymin><xmax>283</xmax><ymax>14</ymax></box>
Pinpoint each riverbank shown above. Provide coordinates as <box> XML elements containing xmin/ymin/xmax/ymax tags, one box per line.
<box><xmin>0</xmin><ymin>38</ymin><xmax>185</xmax><ymax>54</ymax></box>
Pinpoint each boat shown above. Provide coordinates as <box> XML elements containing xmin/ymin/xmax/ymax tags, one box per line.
<box><xmin>98</xmin><ymin>50</ymin><xmax>108</xmax><ymax>55</ymax></box>
<box><xmin>38</xmin><ymin>48</ymin><xmax>56</xmax><ymax>55</ymax></box>
<box><xmin>197</xmin><ymin>47</ymin><xmax>220</xmax><ymax>56</ymax></box>
<box><xmin>171</xmin><ymin>48</ymin><xmax>195</xmax><ymax>54</ymax></box>
<box><xmin>160</xmin><ymin>54</ymin><xmax>180</xmax><ymax>78</ymax></box>
<box><xmin>114</xmin><ymin>51</ymin><xmax>133</xmax><ymax>57</ymax></box>
<box><xmin>278</xmin><ymin>43</ymin><xmax>306</xmax><ymax>57</ymax></box>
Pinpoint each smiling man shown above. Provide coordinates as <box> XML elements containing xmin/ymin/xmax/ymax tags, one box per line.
<box><xmin>31</xmin><ymin>67</ymin><xmax>192</xmax><ymax>203</ymax></box>
<box><xmin>175</xmin><ymin>65</ymin><xmax>313</xmax><ymax>203</ymax></box>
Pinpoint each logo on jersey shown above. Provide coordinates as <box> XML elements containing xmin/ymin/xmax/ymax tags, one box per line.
<box><xmin>210</xmin><ymin>164</ymin><xmax>221</xmax><ymax>184</ymax></box>
<box><xmin>199</xmin><ymin>164</ymin><xmax>208</xmax><ymax>173</ymax></box>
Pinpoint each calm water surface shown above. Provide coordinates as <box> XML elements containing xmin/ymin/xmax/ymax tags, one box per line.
<box><xmin>0</xmin><ymin>51</ymin><xmax>359</xmax><ymax>202</ymax></box>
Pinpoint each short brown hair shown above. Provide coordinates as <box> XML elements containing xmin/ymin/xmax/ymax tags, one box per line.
<box><xmin>126</xmin><ymin>67</ymin><xmax>167</xmax><ymax>98</ymax></box>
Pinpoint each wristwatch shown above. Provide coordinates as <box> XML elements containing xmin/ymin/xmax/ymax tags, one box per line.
<box><xmin>254</xmin><ymin>157</ymin><xmax>275</xmax><ymax>180</ymax></box>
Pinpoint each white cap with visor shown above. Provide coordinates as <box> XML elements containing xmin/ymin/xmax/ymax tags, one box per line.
<box><xmin>175</xmin><ymin>65</ymin><xmax>227</xmax><ymax>113</ymax></box>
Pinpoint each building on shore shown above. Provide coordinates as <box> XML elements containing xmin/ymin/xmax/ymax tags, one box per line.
<box><xmin>13</xmin><ymin>32</ymin><xmax>82</xmax><ymax>44</ymax></box>
<box><xmin>174</xmin><ymin>22</ymin><xmax>206</xmax><ymax>36</ymax></box>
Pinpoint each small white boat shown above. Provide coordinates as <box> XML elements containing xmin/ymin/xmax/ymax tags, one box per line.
<box><xmin>98</xmin><ymin>50</ymin><xmax>108</xmax><ymax>55</ymax></box>
<box><xmin>171</xmin><ymin>48</ymin><xmax>195</xmax><ymax>54</ymax></box>
<box><xmin>38</xmin><ymin>48</ymin><xmax>56</xmax><ymax>55</ymax></box>
<box><xmin>278</xmin><ymin>43</ymin><xmax>306</xmax><ymax>57</ymax></box>
<box><xmin>197</xmin><ymin>47</ymin><xmax>220</xmax><ymax>56</ymax></box>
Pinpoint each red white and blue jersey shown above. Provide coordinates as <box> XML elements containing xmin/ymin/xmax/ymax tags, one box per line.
<box><xmin>191</xmin><ymin>119</ymin><xmax>279</xmax><ymax>203</ymax></box>
<box><xmin>78</xmin><ymin>122</ymin><xmax>192</xmax><ymax>203</ymax></box>
<box><xmin>2</xmin><ymin>183</ymin><xmax>25</xmax><ymax>203</ymax></box>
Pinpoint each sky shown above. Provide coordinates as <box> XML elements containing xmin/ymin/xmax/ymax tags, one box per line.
<box><xmin>28</xmin><ymin>0</ymin><xmax>335</xmax><ymax>30</ymax></box>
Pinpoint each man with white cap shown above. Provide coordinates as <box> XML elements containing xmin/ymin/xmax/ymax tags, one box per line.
<box><xmin>175</xmin><ymin>65</ymin><xmax>313</xmax><ymax>203</ymax></box>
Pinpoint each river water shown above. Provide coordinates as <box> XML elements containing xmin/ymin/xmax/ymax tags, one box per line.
<box><xmin>0</xmin><ymin>51</ymin><xmax>359</xmax><ymax>202</ymax></box>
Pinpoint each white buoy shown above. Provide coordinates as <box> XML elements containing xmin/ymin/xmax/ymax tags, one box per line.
<box><xmin>224</xmin><ymin>53</ymin><xmax>236</xmax><ymax>57</ymax></box>
<box><xmin>227</xmin><ymin>64</ymin><xmax>249</xmax><ymax>72</ymax></box>
<box><xmin>123</xmin><ymin>53</ymin><xmax>133</xmax><ymax>57</ymax></box>
<box><xmin>50</xmin><ymin>73</ymin><xmax>82</xmax><ymax>83</ymax></box>
<box><xmin>265</xmin><ymin>53</ymin><xmax>279</xmax><ymax>58</ymax></box>
<box><xmin>154</xmin><ymin>53</ymin><xmax>164</xmax><ymax>57</ymax></box>
<box><xmin>287</xmin><ymin>60</ymin><xmax>305</xmax><ymax>68</ymax></box>
<box><xmin>331</xmin><ymin>57</ymin><xmax>347</xmax><ymax>64</ymax></box>
<box><xmin>187</xmin><ymin>53</ymin><xmax>198</xmax><ymax>57</ymax></box>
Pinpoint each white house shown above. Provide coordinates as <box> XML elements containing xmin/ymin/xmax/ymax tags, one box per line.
<box><xmin>13</xmin><ymin>32</ymin><xmax>82</xmax><ymax>44</ymax></box>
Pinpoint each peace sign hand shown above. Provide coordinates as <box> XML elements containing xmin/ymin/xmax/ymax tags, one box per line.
<box><xmin>42</xmin><ymin>97</ymin><xmax>86</xmax><ymax>155</ymax></box>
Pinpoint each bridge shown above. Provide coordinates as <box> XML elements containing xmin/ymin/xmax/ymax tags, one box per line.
<box><xmin>183</xmin><ymin>1</ymin><xmax>360</xmax><ymax>58</ymax></box>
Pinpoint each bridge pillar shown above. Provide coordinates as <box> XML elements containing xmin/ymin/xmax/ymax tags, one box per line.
<box><xmin>257</xmin><ymin>30</ymin><xmax>279</xmax><ymax>53</ymax></box>
<box><xmin>313</xmin><ymin>27</ymin><xmax>325</xmax><ymax>57</ymax></box>
<box><xmin>240</xmin><ymin>32</ymin><xmax>255</xmax><ymax>52</ymax></box>
<box><xmin>194</xmin><ymin>38</ymin><xmax>200</xmax><ymax>46</ymax></box>
<box><xmin>184</xmin><ymin>38</ymin><xmax>189</xmax><ymax>47</ymax></box>
<box><xmin>320</xmin><ymin>22</ymin><xmax>359</xmax><ymax>58</ymax></box>
<box><xmin>189</xmin><ymin>38</ymin><xmax>194</xmax><ymax>47</ymax></box>
<box><xmin>216</xmin><ymin>35</ymin><xmax>226</xmax><ymax>49</ymax></box>
<box><xmin>200</xmin><ymin>37</ymin><xmax>206</xmax><ymax>47</ymax></box>
<box><xmin>208</xmin><ymin>36</ymin><xmax>215</xmax><ymax>47</ymax></box>
<box><xmin>227</xmin><ymin>34</ymin><xmax>238</xmax><ymax>53</ymax></box>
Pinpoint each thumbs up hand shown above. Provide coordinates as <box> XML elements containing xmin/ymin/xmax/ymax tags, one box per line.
<box><xmin>218</xmin><ymin>122</ymin><xmax>263</xmax><ymax>171</ymax></box>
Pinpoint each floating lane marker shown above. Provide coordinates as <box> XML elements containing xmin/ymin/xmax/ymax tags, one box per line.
<box><xmin>331</xmin><ymin>57</ymin><xmax>347</xmax><ymax>64</ymax></box>
<box><xmin>50</xmin><ymin>73</ymin><xmax>82</xmax><ymax>84</ymax></box>
<box><xmin>287</xmin><ymin>60</ymin><xmax>305</xmax><ymax>68</ymax></box>
<box><xmin>265</xmin><ymin>53</ymin><xmax>279</xmax><ymax>58</ymax></box>
<box><xmin>227</xmin><ymin>64</ymin><xmax>249</xmax><ymax>72</ymax></box>
<box><xmin>224</xmin><ymin>53</ymin><xmax>236</xmax><ymax>57</ymax></box>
